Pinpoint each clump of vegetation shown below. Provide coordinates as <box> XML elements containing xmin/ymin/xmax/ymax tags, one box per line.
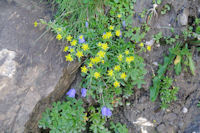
<box><xmin>38</xmin><ymin>98</ymin><xmax>86</xmax><ymax>132</ymax></box>
<box><xmin>36</xmin><ymin>0</ymin><xmax>200</xmax><ymax>132</ymax></box>
<box><xmin>160</xmin><ymin>77</ymin><xmax>179</xmax><ymax>109</ymax></box>
<box><xmin>161</xmin><ymin>4</ymin><xmax>171</xmax><ymax>15</ymax></box>
<box><xmin>37</xmin><ymin>0</ymin><xmax>151</xmax><ymax>132</ymax></box>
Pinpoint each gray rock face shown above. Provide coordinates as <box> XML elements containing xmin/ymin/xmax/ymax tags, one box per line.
<box><xmin>0</xmin><ymin>0</ymin><xmax>80</xmax><ymax>132</ymax></box>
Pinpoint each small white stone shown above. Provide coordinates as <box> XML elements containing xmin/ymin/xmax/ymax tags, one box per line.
<box><xmin>145</xmin><ymin>39</ymin><xmax>155</xmax><ymax>46</ymax></box>
<box><xmin>153</xmin><ymin>62</ymin><xmax>158</xmax><ymax>66</ymax></box>
<box><xmin>182</xmin><ymin>107</ymin><xmax>188</xmax><ymax>113</ymax></box>
<box><xmin>0</xmin><ymin>49</ymin><xmax>17</xmax><ymax>78</ymax></box>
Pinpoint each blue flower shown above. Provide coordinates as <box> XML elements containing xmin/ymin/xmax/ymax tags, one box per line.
<box><xmin>81</xmin><ymin>88</ymin><xmax>87</xmax><ymax>97</ymax></box>
<box><xmin>101</xmin><ymin>106</ymin><xmax>112</xmax><ymax>117</ymax></box>
<box><xmin>66</xmin><ymin>88</ymin><xmax>76</xmax><ymax>98</ymax></box>
<box><xmin>122</xmin><ymin>21</ymin><xmax>126</xmax><ymax>28</ymax></box>
<box><xmin>85</xmin><ymin>21</ymin><xmax>89</xmax><ymax>28</ymax></box>
<box><xmin>79</xmin><ymin>35</ymin><xmax>85</xmax><ymax>43</ymax></box>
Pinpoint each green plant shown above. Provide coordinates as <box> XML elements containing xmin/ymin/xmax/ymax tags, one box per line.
<box><xmin>161</xmin><ymin>4</ymin><xmax>171</xmax><ymax>15</ymax></box>
<box><xmin>41</xmin><ymin>0</ymin><xmax>106</xmax><ymax>36</ymax></box>
<box><xmin>150</xmin><ymin>45</ymin><xmax>177</xmax><ymax>101</ymax></box>
<box><xmin>38</xmin><ymin>98</ymin><xmax>86</xmax><ymax>133</ymax></box>
<box><xmin>153</xmin><ymin>32</ymin><xmax>162</xmax><ymax>44</ymax></box>
<box><xmin>197</xmin><ymin>101</ymin><xmax>200</xmax><ymax>108</ymax></box>
<box><xmin>164</xmin><ymin>35</ymin><xmax>179</xmax><ymax>45</ymax></box>
<box><xmin>38</xmin><ymin>0</ymin><xmax>149</xmax><ymax>132</ymax></box>
<box><xmin>110</xmin><ymin>122</ymin><xmax>128</xmax><ymax>133</ymax></box>
<box><xmin>88</xmin><ymin>106</ymin><xmax>110</xmax><ymax>133</ymax></box>
<box><xmin>171</xmin><ymin>44</ymin><xmax>196</xmax><ymax>76</ymax></box>
<box><xmin>160</xmin><ymin>77</ymin><xmax>179</xmax><ymax>109</ymax></box>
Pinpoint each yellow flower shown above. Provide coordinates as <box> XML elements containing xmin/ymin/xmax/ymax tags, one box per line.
<box><xmin>90</xmin><ymin>58</ymin><xmax>96</xmax><ymax>64</ymax></box>
<box><xmin>114</xmin><ymin>65</ymin><xmax>121</xmax><ymax>71</ymax></box>
<box><xmin>97</xmin><ymin>42</ymin><xmax>102</xmax><ymax>47</ymax></box>
<box><xmin>34</xmin><ymin>21</ymin><xmax>38</xmax><ymax>27</ymax></box>
<box><xmin>63</xmin><ymin>46</ymin><xmax>69</xmax><ymax>52</ymax></box>
<box><xmin>126</xmin><ymin>56</ymin><xmax>134</xmax><ymax>64</ymax></box>
<box><xmin>102</xmin><ymin>32</ymin><xmax>112</xmax><ymax>39</ymax></box>
<box><xmin>107</xmin><ymin>32</ymin><xmax>112</xmax><ymax>39</ymax></box>
<box><xmin>94</xmin><ymin>57</ymin><xmax>101</xmax><ymax>63</ymax></box>
<box><xmin>66</xmin><ymin>35</ymin><xmax>72</xmax><ymax>42</ymax></box>
<box><xmin>107</xmin><ymin>69</ymin><xmax>114</xmax><ymax>77</ymax></box>
<box><xmin>97</xmin><ymin>51</ymin><xmax>106</xmax><ymax>58</ymax></box>
<box><xmin>101</xmin><ymin>60</ymin><xmax>104</xmax><ymax>64</ymax></box>
<box><xmin>81</xmin><ymin>66</ymin><xmax>88</xmax><ymax>73</ymax></box>
<box><xmin>120</xmin><ymin>72</ymin><xmax>127</xmax><ymax>80</ymax></box>
<box><xmin>82</xmin><ymin>43</ymin><xmax>89</xmax><ymax>51</ymax></box>
<box><xmin>140</xmin><ymin>42</ymin><xmax>144</xmax><ymax>47</ymax></box>
<box><xmin>65</xmin><ymin>54</ymin><xmax>73</xmax><ymax>62</ymax></box>
<box><xmin>56</xmin><ymin>34</ymin><xmax>62</xmax><ymax>40</ymax></box>
<box><xmin>147</xmin><ymin>46</ymin><xmax>151</xmax><ymax>51</ymax></box>
<box><xmin>57</xmin><ymin>28</ymin><xmax>62</xmax><ymax>32</ymax></box>
<box><xmin>69</xmin><ymin>48</ymin><xmax>75</xmax><ymax>53</ymax></box>
<box><xmin>117</xmin><ymin>14</ymin><xmax>121</xmax><ymax>18</ymax></box>
<box><xmin>94</xmin><ymin>72</ymin><xmax>100</xmax><ymax>79</ymax></box>
<box><xmin>125</xmin><ymin>50</ymin><xmax>129</xmax><ymax>55</ymax></box>
<box><xmin>79</xmin><ymin>35</ymin><xmax>83</xmax><ymax>39</ymax></box>
<box><xmin>109</xmin><ymin>25</ymin><xmax>114</xmax><ymax>30</ymax></box>
<box><xmin>76</xmin><ymin>50</ymin><xmax>83</xmax><ymax>58</ymax></box>
<box><xmin>114</xmin><ymin>81</ymin><xmax>120</xmax><ymax>88</ymax></box>
<box><xmin>117</xmin><ymin>54</ymin><xmax>123</xmax><ymax>61</ymax></box>
<box><xmin>71</xmin><ymin>40</ymin><xmax>77</xmax><ymax>46</ymax></box>
<box><xmin>116</xmin><ymin>30</ymin><xmax>121</xmax><ymax>37</ymax></box>
<box><xmin>88</xmin><ymin>62</ymin><xmax>93</xmax><ymax>68</ymax></box>
<box><xmin>101</xmin><ymin>43</ymin><xmax>109</xmax><ymax>51</ymax></box>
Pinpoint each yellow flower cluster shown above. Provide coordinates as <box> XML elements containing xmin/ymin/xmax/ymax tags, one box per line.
<box><xmin>126</xmin><ymin>56</ymin><xmax>134</xmax><ymax>64</ymax></box>
<box><xmin>66</xmin><ymin>35</ymin><xmax>72</xmax><ymax>41</ymax></box>
<box><xmin>94</xmin><ymin>72</ymin><xmax>100</xmax><ymax>79</ymax></box>
<box><xmin>65</xmin><ymin>54</ymin><xmax>73</xmax><ymax>62</ymax></box>
<box><xmin>71</xmin><ymin>40</ymin><xmax>77</xmax><ymax>46</ymax></box>
<box><xmin>114</xmin><ymin>65</ymin><xmax>121</xmax><ymax>71</ymax></box>
<box><xmin>81</xmin><ymin>66</ymin><xmax>88</xmax><ymax>73</ymax></box>
<box><xmin>107</xmin><ymin>69</ymin><xmax>114</xmax><ymax>77</ymax></box>
<box><xmin>114</xmin><ymin>81</ymin><xmax>120</xmax><ymax>88</ymax></box>
<box><xmin>116</xmin><ymin>30</ymin><xmax>121</xmax><ymax>37</ymax></box>
<box><xmin>109</xmin><ymin>25</ymin><xmax>114</xmax><ymax>30</ymax></box>
<box><xmin>102</xmin><ymin>32</ymin><xmax>112</xmax><ymax>39</ymax></box>
<box><xmin>101</xmin><ymin>43</ymin><xmax>109</xmax><ymax>51</ymax></box>
<box><xmin>56</xmin><ymin>34</ymin><xmax>62</xmax><ymax>40</ymax></box>
<box><xmin>34</xmin><ymin>21</ymin><xmax>38</xmax><ymax>27</ymax></box>
<box><xmin>82</xmin><ymin>43</ymin><xmax>89</xmax><ymax>51</ymax></box>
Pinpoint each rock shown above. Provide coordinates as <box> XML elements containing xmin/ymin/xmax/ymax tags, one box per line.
<box><xmin>0</xmin><ymin>49</ymin><xmax>17</xmax><ymax>78</ymax></box>
<box><xmin>163</xmin><ymin>113</ymin><xmax>177</xmax><ymax>122</ymax></box>
<box><xmin>157</xmin><ymin>124</ymin><xmax>166</xmax><ymax>133</ymax></box>
<box><xmin>0</xmin><ymin>1</ymin><xmax>80</xmax><ymax>133</ymax></box>
<box><xmin>178</xmin><ymin>8</ymin><xmax>189</xmax><ymax>26</ymax></box>
<box><xmin>145</xmin><ymin>39</ymin><xmax>155</xmax><ymax>46</ymax></box>
<box><xmin>182</xmin><ymin>107</ymin><xmax>188</xmax><ymax>114</ymax></box>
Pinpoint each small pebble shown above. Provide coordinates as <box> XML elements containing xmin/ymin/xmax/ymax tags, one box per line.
<box><xmin>182</xmin><ymin>107</ymin><xmax>188</xmax><ymax>113</ymax></box>
<box><xmin>153</xmin><ymin>62</ymin><xmax>158</xmax><ymax>66</ymax></box>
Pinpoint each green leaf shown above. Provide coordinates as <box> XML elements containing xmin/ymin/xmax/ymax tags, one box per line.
<box><xmin>174</xmin><ymin>63</ymin><xmax>182</xmax><ymax>75</ymax></box>
<box><xmin>188</xmin><ymin>56</ymin><xmax>195</xmax><ymax>75</ymax></box>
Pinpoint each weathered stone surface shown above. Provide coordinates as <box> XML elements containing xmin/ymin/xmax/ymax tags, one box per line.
<box><xmin>0</xmin><ymin>0</ymin><xmax>80</xmax><ymax>132</ymax></box>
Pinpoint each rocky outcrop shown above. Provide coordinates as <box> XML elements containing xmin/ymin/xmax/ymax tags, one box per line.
<box><xmin>0</xmin><ymin>0</ymin><xmax>80</xmax><ymax>132</ymax></box>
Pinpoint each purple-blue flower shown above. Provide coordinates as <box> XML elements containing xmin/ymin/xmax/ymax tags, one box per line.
<box><xmin>66</xmin><ymin>88</ymin><xmax>76</xmax><ymax>98</ymax></box>
<box><xmin>81</xmin><ymin>88</ymin><xmax>87</xmax><ymax>97</ymax></box>
<box><xmin>122</xmin><ymin>21</ymin><xmax>126</xmax><ymax>28</ymax></box>
<box><xmin>79</xmin><ymin>35</ymin><xmax>85</xmax><ymax>43</ymax></box>
<box><xmin>85</xmin><ymin>21</ymin><xmax>89</xmax><ymax>28</ymax></box>
<box><xmin>101</xmin><ymin>106</ymin><xmax>112</xmax><ymax>117</ymax></box>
